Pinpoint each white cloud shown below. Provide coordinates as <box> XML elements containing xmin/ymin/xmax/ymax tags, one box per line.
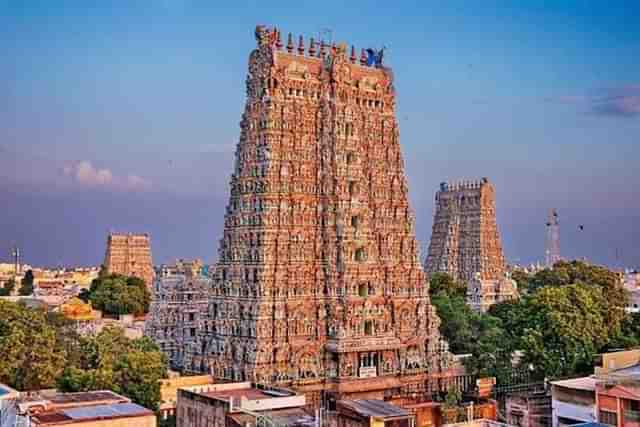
<box><xmin>63</xmin><ymin>161</ymin><xmax>151</xmax><ymax>192</ymax></box>
<box><xmin>125</xmin><ymin>174</ymin><xmax>152</xmax><ymax>191</ymax></box>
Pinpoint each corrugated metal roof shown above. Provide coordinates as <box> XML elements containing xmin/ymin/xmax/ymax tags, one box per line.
<box><xmin>339</xmin><ymin>399</ymin><xmax>410</xmax><ymax>418</ymax></box>
<box><xmin>62</xmin><ymin>402</ymin><xmax>151</xmax><ymax>420</ymax></box>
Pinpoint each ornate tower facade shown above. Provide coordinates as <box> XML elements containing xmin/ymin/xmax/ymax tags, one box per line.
<box><xmin>424</xmin><ymin>179</ymin><xmax>506</xmax><ymax>284</ymax></box>
<box><xmin>425</xmin><ymin>180</ymin><xmax>516</xmax><ymax>312</ymax></box>
<box><xmin>192</xmin><ymin>26</ymin><xmax>454</xmax><ymax>402</ymax></box>
<box><xmin>103</xmin><ymin>233</ymin><xmax>154</xmax><ymax>288</ymax></box>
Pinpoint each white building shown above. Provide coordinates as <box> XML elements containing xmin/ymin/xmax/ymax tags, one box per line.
<box><xmin>550</xmin><ymin>377</ymin><xmax>598</xmax><ymax>427</ymax></box>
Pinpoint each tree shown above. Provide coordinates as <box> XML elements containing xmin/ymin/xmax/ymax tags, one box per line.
<box><xmin>58</xmin><ymin>326</ymin><xmax>167</xmax><ymax>411</ymax></box>
<box><xmin>510</xmin><ymin>270</ymin><xmax>532</xmax><ymax>294</ymax></box>
<box><xmin>18</xmin><ymin>270</ymin><xmax>34</xmax><ymax>296</ymax></box>
<box><xmin>518</xmin><ymin>283</ymin><xmax>611</xmax><ymax>379</ymax></box>
<box><xmin>0</xmin><ymin>301</ymin><xmax>67</xmax><ymax>390</ymax></box>
<box><xmin>0</xmin><ymin>278</ymin><xmax>15</xmax><ymax>296</ymax></box>
<box><xmin>428</xmin><ymin>272</ymin><xmax>467</xmax><ymax>299</ymax></box>
<box><xmin>528</xmin><ymin>261</ymin><xmax>627</xmax><ymax>338</ymax></box>
<box><xmin>87</xmin><ymin>274</ymin><xmax>150</xmax><ymax>316</ymax></box>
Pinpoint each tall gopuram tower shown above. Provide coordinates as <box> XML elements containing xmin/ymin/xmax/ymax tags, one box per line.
<box><xmin>103</xmin><ymin>232</ymin><xmax>154</xmax><ymax>288</ymax></box>
<box><xmin>424</xmin><ymin>179</ymin><xmax>517</xmax><ymax>312</ymax></box>
<box><xmin>192</xmin><ymin>26</ymin><xmax>455</xmax><ymax>403</ymax></box>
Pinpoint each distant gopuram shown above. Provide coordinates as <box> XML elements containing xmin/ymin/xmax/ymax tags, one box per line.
<box><xmin>424</xmin><ymin>179</ymin><xmax>517</xmax><ymax>311</ymax></box>
<box><xmin>190</xmin><ymin>25</ymin><xmax>457</xmax><ymax>404</ymax></box>
<box><xmin>103</xmin><ymin>232</ymin><xmax>154</xmax><ymax>288</ymax></box>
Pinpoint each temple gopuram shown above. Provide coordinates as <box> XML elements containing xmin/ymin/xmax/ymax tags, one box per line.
<box><xmin>424</xmin><ymin>179</ymin><xmax>518</xmax><ymax>312</ymax></box>
<box><xmin>189</xmin><ymin>26</ymin><xmax>460</xmax><ymax>405</ymax></box>
<box><xmin>103</xmin><ymin>232</ymin><xmax>155</xmax><ymax>288</ymax></box>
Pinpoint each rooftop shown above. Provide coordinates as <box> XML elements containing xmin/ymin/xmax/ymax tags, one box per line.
<box><xmin>43</xmin><ymin>390</ymin><xmax>127</xmax><ymax>407</ymax></box>
<box><xmin>31</xmin><ymin>402</ymin><xmax>153</xmax><ymax>426</ymax></box>
<box><xmin>338</xmin><ymin>399</ymin><xmax>411</xmax><ymax>419</ymax></box>
<box><xmin>228</xmin><ymin>407</ymin><xmax>315</xmax><ymax>427</ymax></box>
<box><xmin>180</xmin><ymin>383</ymin><xmax>305</xmax><ymax>412</ymax></box>
<box><xmin>0</xmin><ymin>383</ymin><xmax>18</xmax><ymax>398</ymax></box>
<box><xmin>550</xmin><ymin>377</ymin><xmax>598</xmax><ymax>392</ymax></box>
<box><xmin>203</xmin><ymin>388</ymin><xmax>277</xmax><ymax>401</ymax></box>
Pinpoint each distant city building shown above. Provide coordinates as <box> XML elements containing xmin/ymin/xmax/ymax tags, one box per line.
<box><xmin>145</xmin><ymin>273</ymin><xmax>210</xmax><ymax>370</ymax></box>
<box><xmin>176</xmin><ymin>382</ymin><xmax>313</xmax><ymax>427</ymax></box>
<box><xmin>14</xmin><ymin>390</ymin><xmax>155</xmax><ymax>427</ymax></box>
<box><xmin>425</xmin><ymin>179</ymin><xmax>517</xmax><ymax>311</ymax></box>
<box><xmin>103</xmin><ymin>233</ymin><xmax>154</xmax><ymax>288</ymax></box>
<box><xmin>545</xmin><ymin>209</ymin><xmax>561</xmax><ymax>268</ymax></box>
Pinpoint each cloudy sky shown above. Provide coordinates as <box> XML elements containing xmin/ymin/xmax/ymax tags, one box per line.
<box><xmin>1</xmin><ymin>1</ymin><xmax>639</xmax><ymax>268</ymax></box>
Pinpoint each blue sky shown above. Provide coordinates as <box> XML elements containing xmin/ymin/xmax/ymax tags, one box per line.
<box><xmin>1</xmin><ymin>1</ymin><xmax>639</xmax><ymax>268</ymax></box>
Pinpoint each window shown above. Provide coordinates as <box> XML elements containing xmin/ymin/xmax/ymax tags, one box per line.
<box><xmin>364</xmin><ymin>320</ymin><xmax>373</xmax><ymax>335</ymax></box>
<box><xmin>346</xmin><ymin>152</ymin><xmax>355</xmax><ymax>164</ymax></box>
<box><xmin>351</xmin><ymin>215</ymin><xmax>360</xmax><ymax>228</ymax></box>
<box><xmin>600</xmin><ymin>410</ymin><xmax>617</xmax><ymax>426</ymax></box>
<box><xmin>355</xmin><ymin>247</ymin><xmax>367</xmax><ymax>262</ymax></box>
<box><xmin>358</xmin><ymin>283</ymin><xmax>367</xmax><ymax>297</ymax></box>
<box><xmin>348</xmin><ymin>181</ymin><xmax>356</xmax><ymax>195</ymax></box>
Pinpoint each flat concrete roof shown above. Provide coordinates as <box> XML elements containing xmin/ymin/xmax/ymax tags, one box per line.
<box><xmin>550</xmin><ymin>377</ymin><xmax>598</xmax><ymax>392</ymax></box>
<box><xmin>203</xmin><ymin>388</ymin><xmax>279</xmax><ymax>401</ymax></box>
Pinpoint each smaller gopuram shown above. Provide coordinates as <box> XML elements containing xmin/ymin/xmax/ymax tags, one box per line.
<box><xmin>145</xmin><ymin>271</ymin><xmax>210</xmax><ymax>371</ymax></box>
<box><xmin>424</xmin><ymin>179</ymin><xmax>517</xmax><ymax>311</ymax></box>
<box><xmin>103</xmin><ymin>232</ymin><xmax>154</xmax><ymax>288</ymax></box>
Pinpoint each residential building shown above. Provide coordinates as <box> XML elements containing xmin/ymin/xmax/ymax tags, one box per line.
<box><xmin>551</xmin><ymin>377</ymin><xmax>598</xmax><ymax>427</ymax></box>
<box><xmin>15</xmin><ymin>390</ymin><xmax>155</xmax><ymax>427</ymax></box>
<box><xmin>505</xmin><ymin>389</ymin><xmax>551</xmax><ymax>427</ymax></box>
<box><xmin>551</xmin><ymin>350</ymin><xmax>640</xmax><ymax>427</ymax></box>
<box><xmin>176</xmin><ymin>382</ymin><xmax>312</xmax><ymax>427</ymax></box>
<box><xmin>158</xmin><ymin>374</ymin><xmax>215</xmax><ymax>420</ymax></box>
<box><xmin>0</xmin><ymin>383</ymin><xmax>19</xmax><ymax>426</ymax></box>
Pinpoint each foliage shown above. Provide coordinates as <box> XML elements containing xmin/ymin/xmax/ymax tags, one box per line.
<box><xmin>0</xmin><ymin>301</ymin><xmax>67</xmax><ymax>390</ymax></box>
<box><xmin>444</xmin><ymin>386</ymin><xmax>462</xmax><ymax>408</ymax></box>
<box><xmin>87</xmin><ymin>274</ymin><xmax>150</xmax><ymax>315</ymax></box>
<box><xmin>431</xmin><ymin>284</ymin><xmax>514</xmax><ymax>383</ymax></box>
<box><xmin>434</xmin><ymin>260</ymin><xmax>631</xmax><ymax>383</ymax></box>
<box><xmin>510</xmin><ymin>269</ymin><xmax>532</xmax><ymax>294</ymax></box>
<box><xmin>517</xmin><ymin>284</ymin><xmax>611</xmax><ymax>379</ymax></box>
<box><xmin>0</xmin><ymin>300</ymin><xmax>167</xmax><ymax>411</ymax></box>
<box><xmin>18</xmin><ymin>269</ymin><xmax>34</xmax><ymax>296</ymax></box>
<box><xmin>428</xmin><ymin>272</ymin><xmax>467</xmax><ymax>299</ymax></box>
<box><xmin>58</xmin><ymin>327</ymin><xmax>167</xmax><ymax>411</ymax></box>
<box><xmin>0</xmin><ymin>278</ymin><xmax>16</xmax><ymax>296</ymax></box>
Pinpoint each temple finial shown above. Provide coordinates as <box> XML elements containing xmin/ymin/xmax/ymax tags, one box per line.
<box><xmin>286</xmin><ymin>33</ymin><xmax>293</xmax><ymax>53</ymax></box>
<box><xmin>275</xmin><ymin>29</ymin><xmax>283</xmax><ymax>50</ymax></box>
<box><xmin>319</xmin><ymin>40</ymin><xmax>326</xmax><ymax>58</ymax></box>
<box><xmin>297</xmin><ymin>35</ymin><xmax>305</xmax><ymax>55</ymax></box>
<box><xmin>309</xmin><ymin>37</ymin><xmax>316</xmax><ymax>56</ymax></box>
<box><xmin>350</xmin><ymin>45</ymin><xmax>356</xmax><ymax>64</ymax></box>
<box><xmin>360</xmin><ymin>48</ymin><xmax>367</xmax><ymax>65</ymax></box>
